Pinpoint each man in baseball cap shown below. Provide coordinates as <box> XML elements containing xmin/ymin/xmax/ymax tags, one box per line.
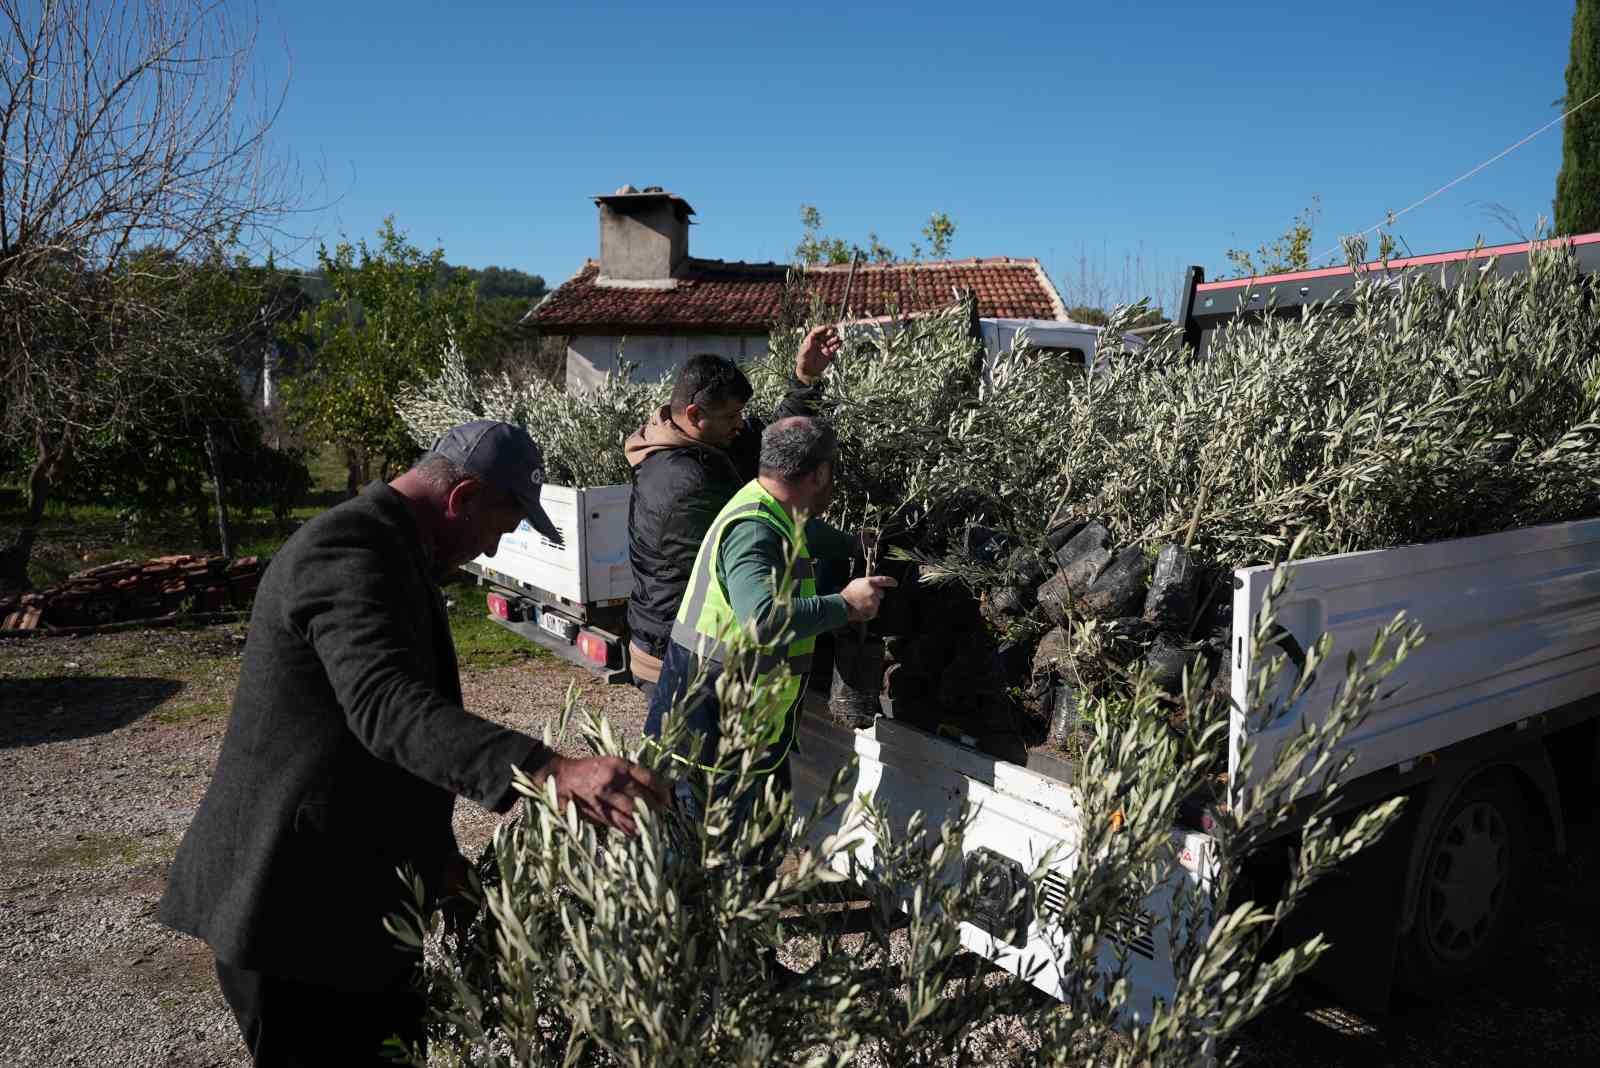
<box><xmin>160</xmin><ymin>419</ymin><xmax>666</xmax><ymax>1064</ymax></box>
<box><xmin>427</xmin><ymin>419</ymin><xmax>563</xmax><ymax>545</ymax></box>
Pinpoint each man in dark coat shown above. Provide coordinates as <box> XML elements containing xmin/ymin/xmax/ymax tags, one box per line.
<box><xmin>159</xmin><ymin>420</ymin><xmax>669</xmax><ymax>1066</ymax></box>
<box><xmin>624</xmin><ymin>327</ymin><xmax>841</xmax><ymax>699</ymax></box>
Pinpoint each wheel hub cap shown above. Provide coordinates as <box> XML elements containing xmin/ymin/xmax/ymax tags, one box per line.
<box><xmin>1424</xmin><ymin>800</ymin><xmax>1510</xmax><ymax>962</ymax></box>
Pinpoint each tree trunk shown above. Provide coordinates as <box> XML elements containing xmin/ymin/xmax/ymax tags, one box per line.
<box><xmin>204</xmin><ymin>423</ymin><xmax>234</xmax><ymax>559</ymax></box>
<box><xmin>343</xmin><ymin>446</ymin><xmax>369</xmax><ymax>498</ymax></box>
<box><xmin>192</xmin><ymin>493</ymin><xmax>211</xmax><ymax>539</ymax></box>
<box><xmin>0</xmin><ymin>450</ymin><xmax>53</xmax><ymax>592</ymax></box>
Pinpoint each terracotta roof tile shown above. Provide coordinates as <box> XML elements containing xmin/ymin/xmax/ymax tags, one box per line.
<box><xmin>529</xmin><ymin>257</ymin><xmax>1066</xmax><ymax>332</ymax></box>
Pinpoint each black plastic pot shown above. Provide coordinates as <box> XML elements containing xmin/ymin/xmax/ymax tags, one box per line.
<box><xmin>1079</xmin><ymin>546</ymin><xmax>1151</xmax><ymax>619</ymax></box>
<box><xmin>829</xmin><ymin>628</ymin><xmax>885</xmax><ymax>728</ymax></box>
<box><xmin>1054</xmin><ymin>522</ymin><xmax>1114</xmax><ymax>595</ymax></box>
<box><xmin>1143</xmin><ymin>544</ymin><xmax>1198</xmax><ymax>629</ymax></box>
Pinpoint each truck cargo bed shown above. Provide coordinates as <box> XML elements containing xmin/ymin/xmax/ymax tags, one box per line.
<box><xmin>791</xmin><ymin>692</ymin><xmax>1207</xmax><ymax>1020</ymax></box>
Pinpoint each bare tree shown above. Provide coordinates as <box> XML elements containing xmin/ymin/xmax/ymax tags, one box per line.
<box><xmin>0</xmin><ymin>0</ymin><xmax>297</xmax><ymax>589</ymax></box>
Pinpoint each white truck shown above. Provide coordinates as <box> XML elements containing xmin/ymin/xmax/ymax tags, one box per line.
<box><xmin>793</xmin><ymin>519</ymin><xmax>1600</xmax><ymax>1018</ymax></box>
<box><xmin>469</xmin><ymin>506</ymin><xmax>1600</xmax><ymax>1018</ymax></box>
<box><xmin>465</xmin><ymin>282</ymin><xmax>1600</xmax><ymax>1018</ymax></box>
<box><xmin>976</xmin><ymin>317</ymin><xmax>1144</xmax><ymax>382</ymax></box>
<box><xmin>460</xmin><ymin>483</ymin><xmax>633</xmax><ymax>682</ymax></box>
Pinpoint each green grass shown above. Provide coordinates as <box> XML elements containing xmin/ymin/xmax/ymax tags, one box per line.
<box><xmin>78</xmin><ymin>627</ymin><xmax>244</xmax><ymax>677</ymax></box>
<box><xmin>152</xmin><ymin>698</ymin><xmax>231</xmax><ymax>725</ymax></box>
<box><xmin>305</xmin><ymin>442</ymin><xmax>349</xmax><ymax>495</ymax></box>
<box><xmin>6</xmin><ymin>443</ymin><xmax>550</xmax><ymax>670</ymax></box>
<box><xmin>443</xmin><ymin>575</ymin><xmax>549</xmax><ymax>669</ymax></box>
<box><xmin>35</xmin><ymin>832</ymin><xmax>148</xmax><ymax>871</ymax></box>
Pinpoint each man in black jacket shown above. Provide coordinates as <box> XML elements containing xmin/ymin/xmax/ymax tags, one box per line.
<box><xmin>624</xmin><ymin>328</ymin><xmax>840</xmax><ymax>699</ymax></box>
<box><xmin>160</xmin><ymin>420</ymin><xmax>669</xmax><ymax>1066</ymax></box>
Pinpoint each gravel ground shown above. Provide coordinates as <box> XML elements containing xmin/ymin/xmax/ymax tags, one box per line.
<box><xmin>0</xmin><ymin>627</ymin><xmax>644</xmax><ymax>1068</ymax></box>
<box><xmin>2</xmin><ymin>624</ymin><xmax>1595</xmax><ymax>1066</ymax></box>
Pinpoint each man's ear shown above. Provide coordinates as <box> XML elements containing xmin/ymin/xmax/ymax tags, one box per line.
<box><xmin>443</xmin><ymin>478</ymin><xmax>484</xmax><ymax>519</ymax></box>
<box><xmin>681</xmin><ymin>402</ymin><xmax>704</xmax><ymax>430</ymax></box>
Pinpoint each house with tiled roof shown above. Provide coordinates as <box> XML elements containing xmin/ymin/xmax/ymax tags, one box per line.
<box><xmin>528</xmin><ymin>187</ymin><xmax>1068</xmax><ymax>390</ymax></box>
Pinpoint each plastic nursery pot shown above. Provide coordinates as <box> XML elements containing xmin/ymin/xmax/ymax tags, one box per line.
<box><xmin>829</xmin><ymin>628</ymin><xmax>885</xmax><ymax>729</ymax></box>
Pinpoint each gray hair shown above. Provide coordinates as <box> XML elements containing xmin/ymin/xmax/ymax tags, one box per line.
<box><xmin>411</xmin><ymin>454</ymin><xmax>471</xmax><ymax>491</ymax></box>
<box><xmin>759</xmin><ymin>417</ymin><xmax>837</xmax><ymax>481</ymax></box>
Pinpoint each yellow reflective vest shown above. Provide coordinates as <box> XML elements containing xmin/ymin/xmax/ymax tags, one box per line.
<box><xmin>670</xmin><ymin>479</ymin><xmax>818</xmax><ymax>745</ymax></box>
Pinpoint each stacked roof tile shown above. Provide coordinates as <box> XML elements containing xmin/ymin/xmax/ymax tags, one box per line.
<box><xmin>0</xmin><ymin>554</ymin><xmax>264</xmax><ymax>632</ymax></box>
<box><xmin>529</xmin><ymin>257</ymin><xmax>1066</xmax><ymax>332</ymax></box>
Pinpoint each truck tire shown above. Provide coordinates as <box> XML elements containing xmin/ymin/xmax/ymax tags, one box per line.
<box><xmin>1398</xmin><ymin>772</ymin><xmax>1528</xmax><ymax>993</ymax></box>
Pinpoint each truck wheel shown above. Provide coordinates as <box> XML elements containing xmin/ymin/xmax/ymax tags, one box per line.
<box><xmin>1399</xmin><ymin>773</ymin><xmax>1528</xmax><ymax>992</ymax></box>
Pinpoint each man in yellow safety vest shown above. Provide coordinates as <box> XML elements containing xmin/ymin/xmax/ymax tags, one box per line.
<box><xmin>643</xmin><ymin>416</ymin><xmax>894</xmax><ymax>817</ymax></box>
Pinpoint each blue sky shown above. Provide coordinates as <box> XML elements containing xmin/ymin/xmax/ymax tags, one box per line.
<box><xmin>260</xmin><ymin>0</ymin><xmax>1581</xmax><ymax>311</ymax></box>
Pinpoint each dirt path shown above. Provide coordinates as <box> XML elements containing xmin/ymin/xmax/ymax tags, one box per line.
<box><xmin>0</xmin><ymin>627</ymin><xmax>645</xmax><ymax>1067</ymax></box>
<box><xmin>2</xmin><ymin>624</ymin><xmax>1594</xmax><ymax>1066</ymax></box>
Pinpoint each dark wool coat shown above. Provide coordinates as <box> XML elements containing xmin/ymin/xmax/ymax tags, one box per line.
<box><xmin>159</xmin><ymin>483</ymin><xmax>549</xmax><ymax>990</ymax></box>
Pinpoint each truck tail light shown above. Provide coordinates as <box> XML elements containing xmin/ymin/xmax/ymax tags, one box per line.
<box><xmin>487</xmin><ymin>592</ymin><xmax>511</xmax><ymax>620</ymax></box>
<box><xmin>577</xmin><ymin>629</ymin><xmax>617</xmax><ymax>668</ymax></box>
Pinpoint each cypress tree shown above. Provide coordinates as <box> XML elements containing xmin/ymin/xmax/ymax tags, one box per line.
<box><xmin>1554</xmin><ymin>0</ymin><xmax>1600</xmax><ymax>235</ymax></box>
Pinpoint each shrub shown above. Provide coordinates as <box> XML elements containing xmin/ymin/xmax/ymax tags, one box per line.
<box><xmin>752</xmin><ymin>300</ymin><xmax>988</xmax><ymax>542</ymax></box>
<box><xmin>749</xmin><ymin>242</ymin><xmax>1600</xmax><ymax>743</ymax></box>
<box><xmin>396</xmin><ymin>336</ymin><xmax>668</xmax><ymax>488</ymax></box>
<box><xmin>750</xmin><ymin>241</ymin><xmax>1600</xmax><ymax>572</ymax></box>
<box><xmin>221</xmin><ymin>440</ymin><xmax>313</xmax><ymax>522</ymax></box>
<box><xmin>388</xmin><ymin>552</ymin><xmax>1417</xmax><ymax>1066</ymax></box>
<box><xmin>926</xmin><ymin>240</ymin><xmax>1600</xmax><ymax>565</ymax></box>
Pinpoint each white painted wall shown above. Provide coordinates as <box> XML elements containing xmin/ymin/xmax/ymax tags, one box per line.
<box><xmin>566</xmin><ymin>334</ymin><xmax>770</xmax><ymax>392</ymax></box>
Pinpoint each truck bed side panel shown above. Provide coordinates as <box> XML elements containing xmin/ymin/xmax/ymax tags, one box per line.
<box><xmin>1230</xmin><ymin>518</ymin><xmax>1600</xmax><ymax>797</ymax></box>
<box><xmin>791</xmin><ymin>708</ymin><xmax>1209</xmax><ymax>1020</ymax></box>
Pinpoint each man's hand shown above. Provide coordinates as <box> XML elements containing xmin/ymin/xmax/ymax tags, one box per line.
<box><xmin>437</xmin><ymin>852</ymin><xmax>478</xmax><ymax>939</ymax></box>
<box><xmin>841</xmin><ymin>574</ymin><xmax>898</xmax><ymax>623</ymax></box>
<box><xmin>531</xmin><ymin>755</ymin><xmax>672</xmax><ymax>836</ymax></box>
<box><xmin>795</xmin><ymin>324</ymin><xmax>843</xmax><ymax>383</ymax></box>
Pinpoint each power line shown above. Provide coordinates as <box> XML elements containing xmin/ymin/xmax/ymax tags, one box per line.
<box><xmin>1312</xmin><ymin>87</ymin><xmax>1600</xmax><ymax>264</ymax></box>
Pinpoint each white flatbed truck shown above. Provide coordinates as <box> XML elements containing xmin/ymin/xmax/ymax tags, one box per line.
<box><xmin>466</xmin><ymin>276</ymin><xmax>1600</xmax><ymax>1017</ymax></box>
<box><xmin>468</xmin><ymin>498</ymin><xmax>1600</xmax><ymax>1019</ymax></box>
<box><xmin>792</xmin><ymin>519</ymin><xmax>1600</xmax><ymax>1018</ymax></box>
<box><xmin>461</xmin><ymin>483</ymin><xmax>634</xmax><ymax>682</ymax></box>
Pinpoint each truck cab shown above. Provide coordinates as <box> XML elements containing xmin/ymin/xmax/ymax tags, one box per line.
<box><xmin>977</xmin><ymin>316</ymin><xmax>1146</xmax><ymax>384</ymax></box>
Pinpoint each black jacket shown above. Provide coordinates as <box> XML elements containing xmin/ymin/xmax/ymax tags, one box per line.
<box><xmin>159</xmin><ymin>483</ymin><xmax>548</xmax><ymax>990</ymax></box>
<box><xmin>625</xmin><ymin>377</ymin><xmax>825</xmax><ymax>659</ymax></box>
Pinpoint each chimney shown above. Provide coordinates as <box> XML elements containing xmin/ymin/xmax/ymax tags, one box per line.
<box><xmin>594</xmin><ymin>184</ymin><xmax>694</xmax><ymax>286</ymax></box>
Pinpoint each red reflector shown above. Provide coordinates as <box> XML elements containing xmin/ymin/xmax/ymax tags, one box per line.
<box><xmin>577</xmin><ymin>631</ymin><xmax>609</xmax><ymax>666</ymax></box>
<box><xmin>486</xmin><ymin>593</ymin><xmax>510</xmax><ymax>619</ymax></box>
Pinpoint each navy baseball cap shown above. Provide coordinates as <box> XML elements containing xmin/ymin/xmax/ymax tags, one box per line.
<box><xmin>427</xmin><ymin>420</ymin><xmax>563</xmax><ymax>544</ymax></box>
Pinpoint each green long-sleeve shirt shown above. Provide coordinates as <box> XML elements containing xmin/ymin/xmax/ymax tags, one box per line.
<box><xmin>717</xmin><ymin>516</ymin><xmax>857</xmax><ymax>646</ymax></box>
